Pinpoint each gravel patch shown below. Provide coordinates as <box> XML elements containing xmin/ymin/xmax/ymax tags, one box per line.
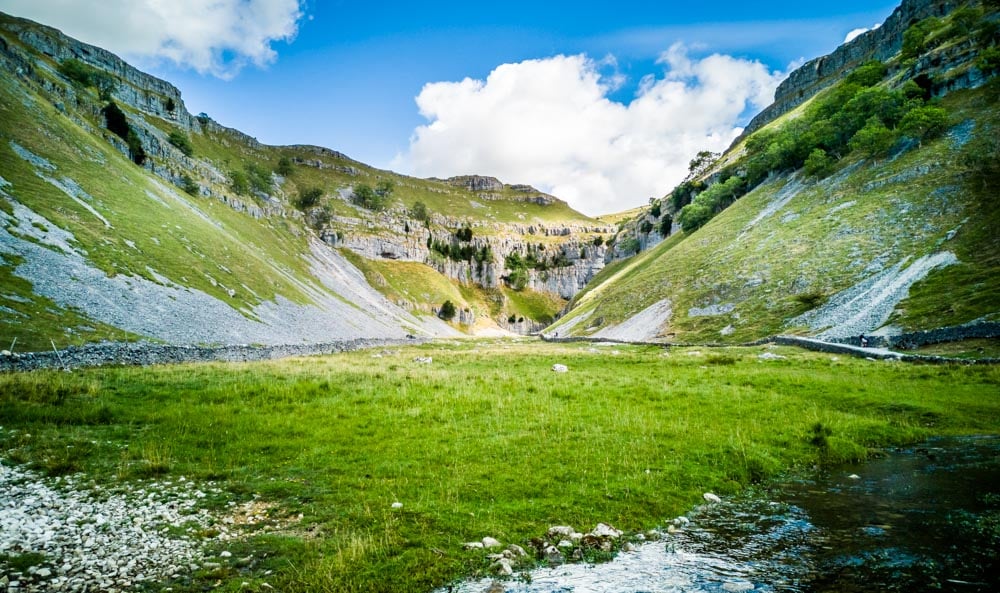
<box><xmin>790</xmin><ymin>252</ymin><xmax>958</xmax><ymax>339</ymax></box>
<box><xmin>592</xmin><ymin>298</ymin><xmax>672</xmax><ymax>341</ymax></box>
<box><xmin>543</xmin><ymin>309</ymin><xmax>593</xmax><ymax>339</ymax></box>
<box><xmin>37</xmin><ymin>173</ymin><xmax>111</xmax><ymax>228</ymax></box>
<box><xmin>8</xmin><ymin>141</ymin><xmax>55</xmax><ymax>171</ymax></box>
<box><xmin>688</xmin><ymin>303</ymin><xmax>736</xmax><ymax>318</ymax></box>
<box><xmin>949</xmin><ymin>119</ymin><xmax>975</xmax><ymax>149</ymax></box>
<box><xmin>0</xmin><ymin>461</ymin><xmax>232</xmax><ymax>592</ymax></box>
<box><xmin>743</xmin><ymin>174</ymin><xmax>805</xmax><ymax>231</ymax></box>
<box><xmin>826</xmin><ymin>200</ymin><xmax>856</xmax><ymax>216</ymax></box>
<box><xmin>0</xmin><ymin>195</ymin><xmax>452</xmax><ymax>345</ymax></box>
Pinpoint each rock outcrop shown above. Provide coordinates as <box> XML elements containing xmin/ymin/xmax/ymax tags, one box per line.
<box><xmin>445</xmin><ymin>175</ymin><xmax>505</xmax><ymax>192</ymax></box>
<box><xmin>440</xmin><ymin>175</ymin><xmax>561</xmax><ymax>205</ymax></box>
<box><xmin>0</xmin><ymin>13</ymin><xmax>193</xmax><ymax>127</ymax></box>
<box><xmin>741</xmin><ymin>0</ymin><xmax>961</xmax><ymax>137</ymax></box>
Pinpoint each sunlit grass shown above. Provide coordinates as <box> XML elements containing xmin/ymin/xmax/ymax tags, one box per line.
<box><xmin>1</xmin><ymin>340</ymin><xmax>998</xmax><ymax>592</ymax></box>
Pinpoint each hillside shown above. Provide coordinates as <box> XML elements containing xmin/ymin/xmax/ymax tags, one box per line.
<box><xmin>547</xmin><ymin>0</ymin><xmax>1000</xmax><ymax>346</ymax></box>
<box><xmin>0</xmin><ymin>11</ymin><xmax>610</xmax><ymax>350</ymax></box>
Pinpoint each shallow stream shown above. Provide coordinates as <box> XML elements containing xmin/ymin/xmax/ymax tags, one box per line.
<box><xmin>447</xmin><ymin>436</ymin><xmax>1000</xmax><ymax>593</ymax></box>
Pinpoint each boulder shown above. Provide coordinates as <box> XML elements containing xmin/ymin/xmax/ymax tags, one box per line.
<box><xmin>591</xmin><ymin>523</ymin><xmax>622</xmax><ymax>539</ymax></box>
<box><xmin>547</xmin><ymin>525</ymin><xmax>575</xmax><ymax>538</ymax></box>
<box><xmin>542</xmin><ymin>545</ymin><xmax>563</xmax><ymax>564</ymax></box>
<box><xmin>703</xmin><ymin>492</ymin><xmax>722</xmax><ymax>503</ymax></box>
<box><xmin>551</xmin><ymin>363</ymin><xmax>568</xmax><ymax>373</ymax></box>
<box><xmin>491</xmin><ymin>557</ymin><xmax>513</xmax><ymax>576</ymax></box>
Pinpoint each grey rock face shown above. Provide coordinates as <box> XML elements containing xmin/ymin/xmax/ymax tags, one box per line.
<box><xmin>446</xmin><ymin>175</ymin><xmax>505</xmax><ymax>192</ymax></box>
<box><xmin>740</xmin><ymin>0</ymin><xmax>966</xmax><ymax>138</ymax></box>
<box><xmin>1</xmin><ymin>14</ymin><xmax>193</xmax><ymax>128</ymax></box>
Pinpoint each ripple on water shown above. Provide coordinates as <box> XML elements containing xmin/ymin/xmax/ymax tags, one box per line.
<box><xmin>443</xmin><ymin>436</ymin><xmax>1000</xmax><ymax>593</ymax></box>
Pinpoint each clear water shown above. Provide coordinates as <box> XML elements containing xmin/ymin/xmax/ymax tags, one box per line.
<box><xmin>443</xmin><ymin>436</ymin><xmax>1000</xmax><ymax>593</ymax></box>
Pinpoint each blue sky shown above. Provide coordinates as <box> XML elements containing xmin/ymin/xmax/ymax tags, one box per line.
<box><xmin>0</xmin><ymin>0</ymin><xmax>900</xmax><ymax>214</ymax></box>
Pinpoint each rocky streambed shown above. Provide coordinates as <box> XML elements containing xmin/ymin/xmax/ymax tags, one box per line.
<box><xmin>0</xmin><ymin>458</ymin><xmax>281</xmax><ymax>592</ymax></box>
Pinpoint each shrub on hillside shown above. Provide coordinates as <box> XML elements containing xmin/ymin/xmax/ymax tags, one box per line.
<box><xmin>507</xmin><ymin>267</ymin><xmax>528</xmax><ymax>291</ymax></box>
<box><xmin>375</xmin><ymin>180</ymin><xmax>395</xmax><ymax>199</ymax></box>
<box><xmin>455</xmin><ymin>226</ymin><xmax>473</xmax><ymax>242</ymax></box>
<box><xmin>245</xmin><ymin>163</ymin><xmax>273</xmax><ymax>194</ymax></box>
<box><xmin>59</xmin><ymin>58</ymin><xmax>97</xmax><ymax>86</ymax></box>
<box><xmin>670</xmin><ymin>180</ymin><xmax>702</xmax><ymax>211</ymax></box>
<box><xmin>409</xmin><ymin>200</ymin><xmax>430</xmax><ymax>222</ymax></box>
<box><xmin>230</xmin><ymin>170</ymin><xmax>249</xmax><ymax>195</ymax></box>
<box><xmin>658</xmin><ymin>215</ymin><xmax>673</xmax><ymax>236</ymax></box>
<box><xmin>295</xmin><ymin>187</ymin><xmax>323</xmax><ymax>209</ymax></box>
<box><xmin>180</xmin><ymin>174</ymin><xmax>199</xmax><ymax>196</ymax></box>
<box><xmin>677</xmin><ymin>202</ymin><xmax>713</xmax><ymax>233</ymax></box>
<box><xmin>126</xmin><ymin>131</ymin><xmax>146</xmax><ymax>166</ymax></box>
<box><xmin>978</xmin><ymin>46</ymin><xmax>1000</xmax><ymax>75</ymax></box>
<box><xmin>59</xmin><ymin>58</ymin><xmax>115</xmax><ymax>98</ymax></box>
<box><xmin>309</xmin><ymin>206</ymin><xmax>332</xmax><ymax>231</ymax></box>
<box><xmin>438</xmin><ymin>300</ymin><xmax>457</xmax><ymax>320</ymax></box>
<box><xmin>844</xmin><ymin>61</ymin><xmax>888</xmax><ymax>87</ymax></box>
<box><xmin>619</xmin><ymin>237</ymin><xmax>641</xmax><ymax>255</ymax></box>
<box><xmin>101</xmin><ymin>102</ymin><xmax>129</xmax><ymax>140</ymax></box>
<box><xmin>899</xmin><ymin>105</ymin><xmax>948</xmax><ymax>146</ymax></box>
<box><xmin>101</xmin><ymin>102</ymin><xmax>145</xmax><ymax>165</ymax></box>
<box><xmin>167</xmin><ymin>131</ymin><xmax>193</xmax><ymax>157</ymax></box>
<box><xmin>902</xmin><ymin>17</ymin><xmax>943</xmax><ymax>60</ymax></box>
<box><xmin>276</xmin><ymin>157</ymin><xmax>294</xmax><ymax>176</ymax></box>
<box><xmin>352</xmin><ymin>183</ymin><xmax>388</xmax><ymax>210</ymax></box>
<box><xmin>849</xmin><ymin>117</ymin><xmax>896</xmax><ymax>158</ymax></box>
<box><xmin>804</xmin><ymin>148</ymin><xmax>835</xmax><ymax>178</ymax></box>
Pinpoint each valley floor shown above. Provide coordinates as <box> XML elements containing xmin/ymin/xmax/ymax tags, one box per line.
<box><xmin>1</xmin><ymin>339</ymin><xmax>998</xmax><ymax>592</ymax></box>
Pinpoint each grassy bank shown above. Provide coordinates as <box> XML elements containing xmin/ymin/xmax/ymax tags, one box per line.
<box><xmin>1</xmin><ymin>340</ymin><xmax>998</xmax><ymax>592</ymax></box>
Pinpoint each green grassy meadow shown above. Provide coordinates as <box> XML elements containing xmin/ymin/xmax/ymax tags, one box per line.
<box><xmin>2</xmin><ymin>340</ymin><xmax>998</xmax><ymax>592</ymax></box>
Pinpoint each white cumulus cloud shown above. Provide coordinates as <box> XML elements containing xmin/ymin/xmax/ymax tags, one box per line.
<box><xmin>0</xmin><ymin>0</ymin><xmax>304</xmax><ymax>78</ymax></box>
<box><xmin>844</xmin><ymin>23</ymin><xmax>881</xmax><ymax>43</ymax></box>
<box><xmin>396</xmin><ymin>44</ymin><xmax>787</xmax><ymax>216</ymax></box>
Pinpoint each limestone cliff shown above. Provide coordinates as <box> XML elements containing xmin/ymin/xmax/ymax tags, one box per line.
<box><xmin>742</xmin><ymin>0</ymin><xmax>966</xmax><ymax>137</ymax></box>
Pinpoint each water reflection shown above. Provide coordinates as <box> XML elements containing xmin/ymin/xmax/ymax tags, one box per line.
<box><xmin>444</xmin><ymin>436</ymin><xmax>1000</xmax><ymax>593</ymax></box>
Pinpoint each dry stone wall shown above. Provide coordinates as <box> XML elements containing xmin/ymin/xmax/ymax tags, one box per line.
<box><xmin>0</xmin><ymin>338</ymin><xmax>425</xmax><ymax>372</ymax></box>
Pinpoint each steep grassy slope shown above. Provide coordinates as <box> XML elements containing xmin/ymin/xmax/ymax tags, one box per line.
<box><xmin>550</xmin><ymin>74</ymin><xmax>999</xmax><ymax>342</ymax></box>
<box><xmin>0</xmin><ymin>20</ymin><xmax>466</xmax><ymax>348</ymax></box>
<box><xmin>0</xmin><ymin>10</ymin><xmax>606</xmax><ymax>347</ymax></box>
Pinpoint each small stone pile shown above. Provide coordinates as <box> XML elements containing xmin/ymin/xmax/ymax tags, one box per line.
<box><xmin>0</xmin><ymin>461</ymin><xmax>241</xmax><ymax>592</ymax></box>
<box><xmin>465</xmin><ymin>522</ymin><xmax>629</xmax><ymax>576</ymax></box>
